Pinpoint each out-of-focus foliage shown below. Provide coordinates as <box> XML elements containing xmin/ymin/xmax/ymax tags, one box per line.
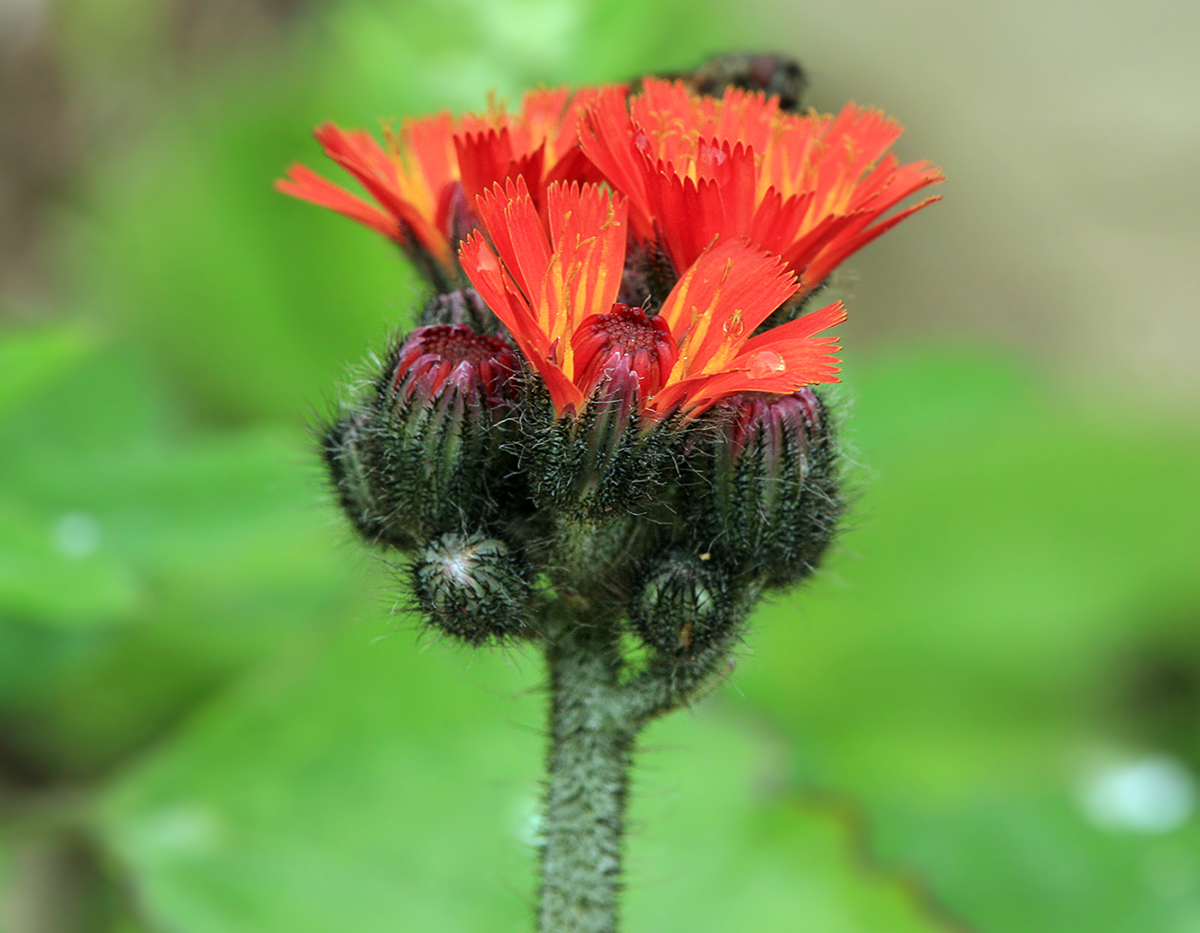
<box><xmin>748</xmin><ymin>349</ymin><xmax>1200</xmax><ymax>932</ymax></box>
<box><xmin>75</xmin><ymin>0</ymin><xmax>753</xmax><ymax>424</ymax></box>
<box><xmin>2</xmin><ymin>0</ymin><xmax>1199</xmax><ymax>931</ymax></box>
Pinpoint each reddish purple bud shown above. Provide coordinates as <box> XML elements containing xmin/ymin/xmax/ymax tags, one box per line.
<box><xmin>571</xmin><ymin>304</ymin><xmax>678</xmax><ymax>401</ymax></box>
<box><xmin>716</xmin><ymin>387</ymin><xmax>822</xmax><ymax>463</ymax></box>
<box><xmin>324</xmin><ymin>324</ymin><xmax>522</xmax><ymax>550</ymax></box>
<box><xmin>392</xmin><ymin>324</ymin><xmax>518</xmax><ymax>406</ymax></box>
<box><xmin>690</xmin><ymin>387</ymin><xmax>840</xmax><ymax>588</ymax></box>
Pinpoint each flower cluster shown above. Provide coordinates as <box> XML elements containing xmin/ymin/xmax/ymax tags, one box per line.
<box><xmin>285</xmin><ymin>55</ymin><xmax>941</xmax><ymax>650</ymax></box>
<box><xmin>277</xmin><ymin>87</ymin><xmax>608</xmax><ymax>286</ymax></box>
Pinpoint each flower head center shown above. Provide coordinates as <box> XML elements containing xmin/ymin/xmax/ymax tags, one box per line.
<box><xmin>394</xmin><ymin>324</ymin><xmax>518</xmax><ymax>403</ymax></box>
<box><xmin>594</xmin><ymin>306</ymin><xmax>665</xmax><ymax>355</ymax></box>
<box><xmin>416</xmin><ymin>325</ymin><xmax>511</xmax><ymax>368</ymax></box>
<box><xmin>571</xmin><ymin>304</ymin><xmax>679</xmax><ymax>401</ymax></box>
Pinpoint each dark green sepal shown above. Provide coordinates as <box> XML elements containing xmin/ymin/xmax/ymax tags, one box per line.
<box><xmin>630</xmin><ymin>550</ymin><xmax>742</xmax><ymax>658</ymax></box>
<box><xmin>516</xmin><ymin>376</ymin><xmax>683</xmax><ymax>519</ymax></box>
<box><xmin>411</xmin><ymin>532</ymin><xmax>536</xmax><ymax>644</ymax></box>
<box><xmin>322</xmin><ymin>407</ymin><xmax>418</xmax><ymax>551</ymax></box>
<box><xmin>688</xmin><ymin>388</ymin><xmax>842</xmax><ymax>589</ymax></box>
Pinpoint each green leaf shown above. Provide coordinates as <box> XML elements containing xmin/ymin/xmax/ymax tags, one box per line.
<box><xmin>876</xmin><ymin>790</ymin><xmax>1200</xmax><ymax>933</ymax></box>
<box><xmin>0</xmin><ymin>325</ymin><xmax>94</xmax><ymax>423</ymax></box>
<box><xmin>0</xmin><ymin>347</ymin><xmax>350</xmax><ymax>638</ymax></box>
<box><xmin>738</xmin><ymin>347</ymin><xmax>1200</xmax><ymax>931</ymax></box>
<box><xmin>102</xmin><ymin>622</ymin><xmax>953</xmax><ymax>933</ymax></box>
<box><xmin>0</xmin><ymin>346</ymin><xmax>359</xmax><ymax>774</ymax></box>
<box><xmin>102</xmin><ymin>627</ymin><xmax>543</xmax><ymax>933</ymax></box>
<box><xmin>0</xmin><ymin>494</ymin><xmax>141</xmax><ymax>626</ymax></box>
<box><xmin>629</xmin><ymin>707</ymin><xmax>959</xmax><ymax>933</ymax></box>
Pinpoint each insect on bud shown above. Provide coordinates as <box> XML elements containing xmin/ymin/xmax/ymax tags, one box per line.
<box><xmin>691</xmin><ymin>387</ymin><xmax>841</xmax><ymax>588</ymax></box>
<box><xmin>324</xmin><ymin>324</ymin><xmax>520</xmax><ymax>549</ymax></box>
<box><xmin>411</xmin><ymin>532</ymin><xmax>535</xmax><ymax>644</ymax></box>
<box><xmin>631</xmin><ymin>551</ymin><xmax>739</xmax><ymax>657</ymax></box>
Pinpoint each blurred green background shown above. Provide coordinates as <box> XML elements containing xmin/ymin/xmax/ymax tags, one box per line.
<box><xmin>2</xmin><ymin>0</ymin><xmax>1198</xmax><ymax>931</ymax></box>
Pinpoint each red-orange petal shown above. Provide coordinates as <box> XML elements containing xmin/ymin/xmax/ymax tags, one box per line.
<box><xmin>275</xmin><ymin>165</ymin><xmax>402</xmax><ymax>241</ymax></box>
<box><xmin>657</xmin><ymin>239</ymin><xmax>797</xmax><ymax>379</ymax></box>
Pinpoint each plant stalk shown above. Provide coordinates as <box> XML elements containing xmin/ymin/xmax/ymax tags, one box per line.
<box><xmin>535</xmin><ymin>598</ymin><xmax>740</xmax><ymax>933</ymax></box>
<box><xmin>537</xmin><ymin>620</ymin><xmax>632</xmax><ymax>933</ymax></box>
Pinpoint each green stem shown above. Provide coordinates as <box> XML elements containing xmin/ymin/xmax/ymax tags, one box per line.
<box><xmin>536</xmin><ymin>608</ymin><xmax>740</xmax><ymax>932</ymax></box>
<box><xmin>538</xmin><ymin>619</ymin><xmax>631</xmax><ymax>933</ymax></box>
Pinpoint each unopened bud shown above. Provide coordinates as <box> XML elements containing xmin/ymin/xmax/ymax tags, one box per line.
<box><xmin>631</xmin><ymin>551</ymin><xmax>739</xmax><ymax>657</ymax></box>
<box><xmin>690</xmin><ymin>388</ymin><xmax>841</xmax><ymax>588</ymax></box>
<box><xmin>521</xmin><ymin>307</ymin><xmax>682</xmax><ymax>517</ymax></box>
<box><xmin>411</xmin><ymin>532</ymin><xmax>535</xmax><ymax>644</ymax></box>
<box><xmin>322</xmin><ymin>408</ymin><xmax>407</xmax><ymax>547</ymax></box>
<box><xmin>616</xmin><ymin>242</ymin><xmax>678</xmax><ymax>313</ymax></box>
<box><xmin>572</xmin><ymin>304</ymin><xmax>677</xmax><ymax>401</ymax></box>
<box><xmin>391</xmin><ymin>323</ymin><xmax>516</xmax><ymax>405</ymax></box>
<box><xmin>324</xmin><ymin>324</ymin><xmax>520</xmax><ymax>548</ymax></box>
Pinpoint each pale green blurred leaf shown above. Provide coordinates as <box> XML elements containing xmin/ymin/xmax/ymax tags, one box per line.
<box><xmin>629</xmin><ymin>708</ymin><xmax>956</xmax><ymax>933</ymax></box>
<box><xmin>102</xmin><ymin>621</ymin><xmax>952</xmax><ymax>933</ymax></box>
<box><xmin>0</xmin><ymin>325</ymin><xmax>94</xmax><ymax>423</ymax></box>
<box><xmin>103</xmin><ymin>627</ymin><xmax>543</xmax><ymax>933</ymax></box>
<box><xmin>0</xmin><ymin>494</ymin><xmax>141</xmax><ymax>626</ymax></box>
<box><xmin>739</xmin><ymin>347</ymin><xmax>1200</xmax><ymax>931</ymax></box>
<box><xmin>0</xmin><ymin>344</ymin><xmax>357</xmax><ymax>773</ymax></box>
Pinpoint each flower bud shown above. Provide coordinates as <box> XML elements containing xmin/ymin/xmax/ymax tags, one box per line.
<box><xmin>689</xmin><ymin>387</ymin><xmax>841</xmax><ymax>588</ymax></box>
<box><xmin>572</xmin><ymin>305</ymin><xmax>678</xmax><ymax>401</ymax></box>
<box><xmin>411</xmin><ymin>532</ymin><xmax>535</xmax><ymax>644</ymax></box>
<box><xmin>390</xmin><ymin>323</ymin><xmax>515</xmax><ymax>405</ymax></box>
<box><xmin>324</xmin><ymin>324</ymin><xmax>520</xmax><ymax>549</ymax></box>
<box><xmin>322</xmin><ymin>407</ymin><xmax>403</xmax><ymax>547</ymax></box>
<box><xmin>519</xmin><ymin>306</ymin><xmax>682</xmax><ymax>518</ymax></box>
<box><xmin>630</xmin><ymin>551</ymin><xmax>739</xmax><ymax>657</ymax></box>
<box><xmin>616</xmin><ymin>241</ymin><xmax>678</xmax><ymax>310</ymax></box>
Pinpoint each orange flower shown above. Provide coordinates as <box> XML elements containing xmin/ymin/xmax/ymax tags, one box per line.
<box><xmin>459</xmin><ymin>178</ymin><xmax>845</xmax><ymax>418</ymax></box>
<box><xmin>580</xmin><ymin>78</ymin><xmax>944</xmax><ymax>294</ymax></box>
<box><xmin>276</xmin><ymin>87</ymin><xmax>612</xmax><ymax>278</ymax></box>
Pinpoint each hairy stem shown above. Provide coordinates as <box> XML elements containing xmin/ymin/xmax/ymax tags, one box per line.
<box><xmin>538</xmin><ymin>619</ymin><xmax>631</xmax><ymax>933</ymax></box>
<box><xmin>537</xmin><ymin>606</ymin><xmax>741</xmax><ymax>932</ymax></box>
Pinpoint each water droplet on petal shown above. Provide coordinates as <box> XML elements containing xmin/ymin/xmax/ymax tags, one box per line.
<box><xmin>748</xmin><ymin>350</ymin><xmax>786</xmax><ymax>379</ymax></box>
<box><xmin>476</xmin><ymin>249</ymin><xmax>499</xmax><ymax>274</ymax></box>
<box><xmin>699</xmin><ymin>144</ymin><xmax>728</xmax><ymax>169</ymax></box>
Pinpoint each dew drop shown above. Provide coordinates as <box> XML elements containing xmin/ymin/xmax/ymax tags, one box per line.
<box><xmin>747</xmin><ymin>351</ymin><xmax>786</xmax><ymax>379</ymax></box>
